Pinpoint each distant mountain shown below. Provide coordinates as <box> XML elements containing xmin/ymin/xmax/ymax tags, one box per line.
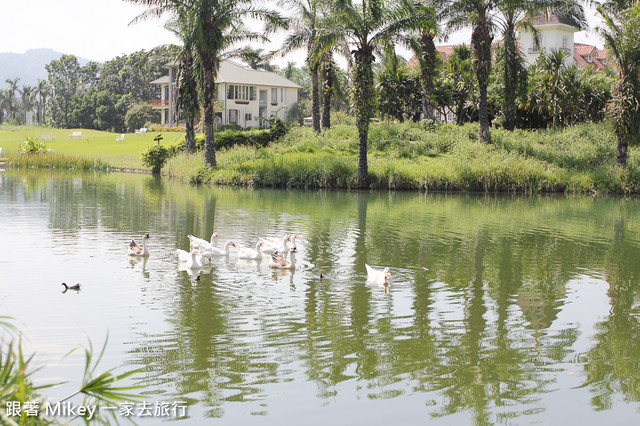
<box><xmin>0</xmin><ymin>49</ymin><xmax>95</xmax><ymax>88</ymax></box>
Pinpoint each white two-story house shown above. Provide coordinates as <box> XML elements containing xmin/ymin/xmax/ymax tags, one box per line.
<box><xmin>519</xmin><ymin>14</ymin><xmax>608</xmax><ymax>69</ymax></box>
<box><xmin>151</xmin><ymin>60</ymin><xmax>301</xmax><ymax>127</ymax></box>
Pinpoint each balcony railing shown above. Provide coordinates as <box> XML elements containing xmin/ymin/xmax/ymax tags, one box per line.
<box><xmin>152</xmin><ymin>99</ymin><xmax>169</xmax><ymax>106</ymax></box>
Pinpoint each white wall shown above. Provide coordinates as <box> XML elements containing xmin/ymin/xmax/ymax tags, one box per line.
<box><xmin>520</xmin><ymin>24</ymin><xmax>577</xmax><ymax>66</ymax></box>
<box><xmin>219</xmin><ymin>83</ymin><xmax>298</xmax><ymax>128</ymax></box>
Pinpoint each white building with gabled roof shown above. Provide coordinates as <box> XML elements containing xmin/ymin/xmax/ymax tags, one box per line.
<box><xmin>151</xmin><ymin>60</ymin><xmax>302</xmax><ymax>128</ymax></box>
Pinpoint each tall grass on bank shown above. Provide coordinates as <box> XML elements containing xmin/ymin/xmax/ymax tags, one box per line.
<box><xmin>6</xmin><ymin>153</ymin><xmax>111</xmax><ymax>171</ymax></box>
<box><xmin>165</xmin><ymin>121</ymin><xmax>640</xmax><ymax>194</ymax></box>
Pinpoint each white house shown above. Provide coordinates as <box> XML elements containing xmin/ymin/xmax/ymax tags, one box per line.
<box><xmin>520</xmin><ymin>14</ymin><xmax>579</xmax><ymax>66</ymax></box>
<box><xmin>150</xmin><ymin>60</ymin><xmax>301</xmax><ymax>128</ymax></box>
<box><xmin>519</xmin><ymin>14</ymin><xmax>608</xmax><ymax>70</ymax></box>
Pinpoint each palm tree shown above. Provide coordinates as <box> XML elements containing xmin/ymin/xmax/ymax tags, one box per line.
<box><xmin>164</xmin><ymin>14</ymin><xmax>201</xmax><ymax>154</ymax></box>
<box><xmin>36</xmin><ymin>79</ymin><xmax>50</xmax><ymax>125</ymax></box>
<box><xmin>315</xmin><ymin>0</ymin><xmax>433</xmax><ymax>187</ymax></box>
<box><xmin>445</xmin><ymin>44</ymin><xmax>475</xmax><ymax>125</ymax></box>
<box><xmin>0</xmin><ymin>89</ymin><xmax>10</xmax><ymax>124</ymax></box>
<box><xmin>403</xmin><ymin>0</ymin><xmax>441</xmax><ymax>120</ymax></box>
<box><xmin>280</xmin><ymin>0</ymin><xmax>323</xmax><ymax>133</ymax></box>
<box><xmin>129</xmin><ymin>0</ymin><xmax>283</xmax><ymax>167</ymax></box>
<box><xmin>235</xmin><ymin>46</ymin><xmax>275</xmax><ymax>70</ymax></box>
<box><xmin>320</xmin><ymin>51</ymin><xmax>335</xmax><ymax>128</ymax></box>
<box><xmin>596</xmin><ymin>1</ymin><xmax>640</xmax><ymax>166</ymax></box>
<box><xmin>447</xmin><ymin>1</ymin><xmax>495</xmax><ymax>142</ymax></box>
<box><xmin>5</xmin><ymin>77</ymin><xmax>20</xmax><ymax>120</ymax></box>
<box><xmin>538</xmin><ymin>48</ymin><xmax>568</xmax><ymax>129</ymax></box>
<box><xmin>495</xmin><ymin>1</ymin><xmax>585</xmax><ymax>131</ymax></box>
<box><xmin>19</xmin><ymin>85</ymin><xmax>37</xmax><ymax>125</ymax></box>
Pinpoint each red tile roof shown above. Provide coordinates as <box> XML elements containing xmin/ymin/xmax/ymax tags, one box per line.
<box><xmin>574</xmin><ymin>43</ymin><xmax>597</xmax><ymax>56</ymax></box>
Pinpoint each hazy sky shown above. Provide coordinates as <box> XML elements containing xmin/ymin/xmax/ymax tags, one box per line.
<box><xmin>0</xmin><ymin>0</ymin><xmax>605</xmax><ymax>65</ymax></box>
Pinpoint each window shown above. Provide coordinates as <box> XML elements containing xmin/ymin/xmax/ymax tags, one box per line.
<box><xmin>530</xmin><ymin>35</ymin><xmax>543</xmax><ymax>53</ymax></box>
<box><xmin>229</xmin><ymin>109</ymin><xmax>238</xmax><ymax>123</ymax></box>
<box><xmin>164</xmin><ymin>86</ymin><xmax>169</xmax><ymax>100</ymax></box>
<box><xmin>562</xmin><ymin>36</ymin><xmax>568</xmax><ymax>50</ymax></box>
<box><xmin>281</xmin><ymin>88</ymin><xmax>286</xmax><ymax>103</ymax></box>
<box><xmin>245</xmin><ymin>113</ymin><xmax>252</xmax><ymax>121</ymax></box>
<box><xmin>227</xmin><ymin>85</ymin><xmax>256</xmax><ymax>101</ymax></box>
<box><xmin>271</xmin><ymin>88</ymin><xmax>278</xmax><ymax>103</ymax></box>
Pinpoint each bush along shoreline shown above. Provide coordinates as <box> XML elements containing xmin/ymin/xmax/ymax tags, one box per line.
<box><xmin>164</xmin><ymin>121</ymin><xmax>640</xmax><ymax>195</ymax></box>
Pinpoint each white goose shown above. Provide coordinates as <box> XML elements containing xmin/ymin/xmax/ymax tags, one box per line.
<box><xmin>269</xmin><ymin>248</ymin><xmax>296</xmax><ymax>269</ymax></box>
<box><xmin>188</xmin><ymin>232</ymin><xmax>219</xmax><ymax>252</ymax></box>
<box><xmin>259</xmin><ymin>235</ymin><xmax>291</xmax><ymax>254</ymax></box>
<box><xmin>203</xmin><ymin>240</ymin><xmax>236</xmax><ymax>256</ymax></box>
<box><xmin>365</xmin><ymin>264</ymin><xmax>391</xmax><ymax>285</ymax></box>
<box><xmin>237</xmin><ymin>241</ymin><xmax>263</xmax><ymax>260</ymax></box>
<box><xmin>176</xmin><ymin>249</ymin><xmax>210</xmax><ymax>269</ymax></box>
<box><xmin>128</xmin><ymin>233</ymin><xmax>150</xmax><ymax>257</ymax></box>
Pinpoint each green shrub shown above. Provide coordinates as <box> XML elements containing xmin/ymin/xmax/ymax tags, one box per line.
<box><xmin>20</xmin><ymin>137</ymin><xmax>48</xmax><ymax>154</ymax></box>
<box><xmin>141</xmin><ymin>142</ymin><xmax>170</xmax><ymax>173</ymax></box>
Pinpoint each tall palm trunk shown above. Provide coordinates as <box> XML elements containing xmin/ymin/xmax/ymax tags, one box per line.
<box><xmin>502</xmin><ymin>22</ymin><xmax>518</xmax><ymax>131</ymax></box>
<box><xmin>613</xmin><ymin>72</ymin><xmax>637</xmax><ymax>166</ymax></box>
<box><xmin>321</xmin><ymin>52</ymin><xmax>334</xmax><ymax>129</ymax></box>
<box><xmin>420</xmin><ymin>32</ymin><xmax>437</xmax><ymax>120</ymax></box>
<box><xmin>310</xmin><ymin>58</ymin><xmax>321</xmax><ymax>133</ymax></box>
<box><xmin>353</xmin><ymin>46</ymin><xmax>375</xmax><ymax>188</ymax></box>
<box><xmin>202</xmin><ymin>67</ymin><xmax>217</xmax><ymax>167</ymax></box>
<box><xmin>177</xmin><ymin>52</ymin><xmax>198</xmax><ymax>154</ymax></box>
<box><xmin>471</xmin><ymin>13</ymin><xmax>493</xmax><ymax>143</ymax></box>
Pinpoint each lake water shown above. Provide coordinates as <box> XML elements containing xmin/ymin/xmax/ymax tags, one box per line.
<box><xmin>1</xmin><ymin>170</ymin><xmax>640</xmax><ymax>425</ymax></box>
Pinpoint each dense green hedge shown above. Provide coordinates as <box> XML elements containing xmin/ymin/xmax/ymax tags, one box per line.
<box><xmin>168</xmin><ymin>117</ymin><xmax>288</xmax><ymax>156</ymax></box>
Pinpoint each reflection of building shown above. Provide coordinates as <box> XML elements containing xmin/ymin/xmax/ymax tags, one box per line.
<box><xmin>150</xmin><ymin>60</ymin><xmax>301</xmax><ymax>127</ymax></box>
<box><xmin>516</xmin><ymin>290</ymin><xmax>561</xmax><ymax>338</ymax></box>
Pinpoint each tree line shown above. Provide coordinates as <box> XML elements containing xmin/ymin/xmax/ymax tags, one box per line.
<box><xmin>0</xmin><ymin>50</ymin><xmax>168</xmax><ymax>132</ymax></box>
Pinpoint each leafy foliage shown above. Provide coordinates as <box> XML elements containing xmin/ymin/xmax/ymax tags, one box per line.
<box><xmin>141</xmin><ymin>140</ymin><xmax>171</xmax><ymax>174</ymax></box>
<box><xmin>125</xmin><ymin>103</ymin><xmax>159</xmax><ymax>132</ymax></box>
<box><xmin>20</xmin><ymin>137</ymin><xmax>47</xmax><ymax>154</ymax></box>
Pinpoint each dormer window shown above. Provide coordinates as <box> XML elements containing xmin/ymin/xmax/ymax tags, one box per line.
<box><xmin>586</xmin><ymin>54</ymin><xmax>592</xmax><ymax>63</ymax></box>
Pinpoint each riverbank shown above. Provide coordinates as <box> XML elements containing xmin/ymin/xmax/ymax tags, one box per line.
<box><xmin>3</xmin><ymin>122</ymin><xmax>639</xmax><ymax>194</ymax></box>
<box><xmin>165</xmin><ymin>122</ymin><xmax>640</xmax><ymax>194</ymax></box>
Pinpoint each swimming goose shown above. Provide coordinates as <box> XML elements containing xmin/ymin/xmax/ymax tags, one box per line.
<box><xmin>188</xmin><ymin>232</ymin><xmax>219</xmax><ymax>252</ymax></box>
<box><xmin>128</xmin><ymin>233</ymin><xmax>150</xmax><ymax>257</ymax></box>
<box><xmin>203</xmin><ymin>240</ymin><xmax>236</xmax><ymax>256</ymax></box>
<box><xmin>237</xmin><ymin>241</ymin><xmax>263</xmax><ymax>260</ymax></box>
<box><xmin>176</xmin><ymin>249</ymin><xmax>209</xmax><ymax>269</ymax></box>
<box><xmin>365</xmin><ymin>264</ymin><xmax>391</xmax><ymax>284</ymax></box>
<box><xmin>61</xmin><ymin>282</ymin><xmax>81</xmax><ymax>291</ymax></box>
<box><xmin>259</xmin><ymin>235</ymin><xmax>291</xmax><ymax>254</ymax></box>
<box><xmin>269</xmin><ymin>248</ymin><xmax>297</xmax><ymax>269</ymax></box>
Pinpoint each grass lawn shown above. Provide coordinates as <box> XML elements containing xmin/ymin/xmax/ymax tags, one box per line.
<box><xmin>0</xmin><ymin>126</ymin><xmax>184</xmax><ymax>169</ymax></box>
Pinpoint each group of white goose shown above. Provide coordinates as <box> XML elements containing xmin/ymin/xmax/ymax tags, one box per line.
<box><xmin>128</xmin><ymin>232</ymin><xmax>299</xmax><ymax>270</ymax></box>
<box><xmin>127</xmin><ymin>232</ymin><xmax>392</xmax><ymax>285</ymax></box>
